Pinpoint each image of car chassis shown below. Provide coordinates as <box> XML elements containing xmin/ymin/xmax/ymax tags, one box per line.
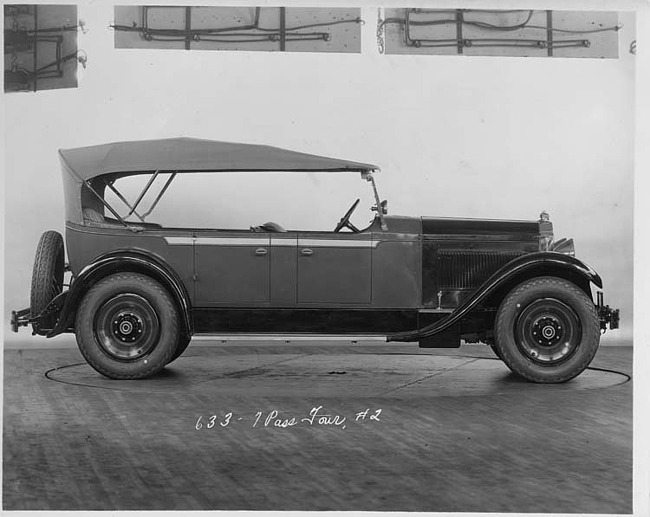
<box><xmin>11</xmin><ymin>138</ymin><xmax>620</xmax><ymax>382</ymax></box>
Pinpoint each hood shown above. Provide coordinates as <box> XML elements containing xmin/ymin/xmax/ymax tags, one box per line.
<box><xmin>422</xmin><ymin>217</ymin><xmax>543</xmax><ymax>236</ymax></box>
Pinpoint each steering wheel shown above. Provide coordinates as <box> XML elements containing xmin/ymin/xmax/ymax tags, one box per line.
<box><xmin>334</xmin><ymin>198</ymin><xmax>361</xmax><ymax>233</ymax></box>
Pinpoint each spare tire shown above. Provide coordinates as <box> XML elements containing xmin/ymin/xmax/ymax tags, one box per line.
<box><xmin>30</xmin><ymin>230</ymin><xmax>65</xmax><ymax>335</ymax></box>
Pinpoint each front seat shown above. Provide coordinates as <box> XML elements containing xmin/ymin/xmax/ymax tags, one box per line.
<box><xmin>251</xmin><ymin>222</ymin><xmax>287</xmax><ymax>233</ymax></box>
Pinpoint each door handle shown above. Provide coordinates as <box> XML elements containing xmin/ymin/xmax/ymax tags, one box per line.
<box><xmin>300</xmin><ymin>248</ymin><xmax>314</xmax><ymax>256</ymax></box>
<box><xmin>254</xmin><ymin>248</ymin><xmax>268</xmax><ymax>256</ymax></box>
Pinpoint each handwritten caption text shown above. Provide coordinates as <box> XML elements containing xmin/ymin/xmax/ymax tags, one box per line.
<box><xmin>195</xmin><ymin>406</ymin><xmax>382</xmax><ymax>431</ymax></box>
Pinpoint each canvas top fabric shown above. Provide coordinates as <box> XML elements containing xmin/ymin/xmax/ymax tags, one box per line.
<box><xmin>59</xmin><ymin>137</ymin><xmax>378</xmax><ymax>181</ymax></box>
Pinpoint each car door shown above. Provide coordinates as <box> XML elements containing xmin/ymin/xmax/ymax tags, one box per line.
<box><xmin>270</xmin><ymin>233</ymin><xmax>298</xmax><ymax>306</ymax></box>
<box><xmin>296</xmin><ymin>232</ymin><xmax>372</xmax><ymax>305</ymax></box>
<box><xmin>194</xmin><ymin>230</ymin><xmax>270</xmax><ymax>306</ymax></box>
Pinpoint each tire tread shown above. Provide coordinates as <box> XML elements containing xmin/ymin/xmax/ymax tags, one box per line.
<box><xmin>75</xmin><ymin>273</ymin><xmax>179</xmax><ymax>380</ymax></box>
<box><xmin>495</xmin><ymin>276</ymin><xmax>600</xmax><ymax>383</ymax></box>
<box><xmin>30</xmin><ymin>230</ymin><xmax>64</xmax><ymax>333</ymax></box>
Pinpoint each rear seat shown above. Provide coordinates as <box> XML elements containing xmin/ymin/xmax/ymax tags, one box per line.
<box><xmin>82</xmin><ymin>207</ymin><xmax>108</xmax><ymax>223</ymax></box>
<box><xmin>83</xmin><ymin>207</ymin><xmax>162</xmax><ymax>229</ymax></box>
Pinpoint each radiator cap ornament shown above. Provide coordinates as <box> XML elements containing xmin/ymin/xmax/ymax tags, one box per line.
<box><xmin>539</xmin><ymin>210</ymin><xmax>550</xmax><ymax>223</ymax></box>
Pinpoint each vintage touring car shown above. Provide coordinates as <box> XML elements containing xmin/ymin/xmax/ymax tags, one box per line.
<box><xmin>11</xmin><ymin>138</ymin><xmax>619</xmax><ymax>382</ymax></box>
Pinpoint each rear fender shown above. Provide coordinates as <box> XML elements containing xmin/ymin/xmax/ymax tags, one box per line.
<box><xmin>389</xmin><ymin>252</ymin><xmax>602</xmax><ymax>342</ymax></box>
<box><xmin>47</xmin><ymin>250</ymin><xmax>192</xmax><ymax>338</ymax></box>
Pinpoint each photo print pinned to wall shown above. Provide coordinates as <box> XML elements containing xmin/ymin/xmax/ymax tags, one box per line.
<box><xmin>113</xmin><ymin>6</ymin><xmax>362</xmax><ymax>53</ymax></box>
<box><xmin>378</xmin><ymin>8</ymin><xmax>621</xmax><ymax>58</ymax></box>
<box><xmin>4</xmin><ymin>4</ymin><xmax>86</xmax><ymax>92</ymax></box>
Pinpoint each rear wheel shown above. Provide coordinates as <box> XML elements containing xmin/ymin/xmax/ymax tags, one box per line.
<box><xmin>30</xmin><ymin>230</ymin><xmax>65</xmax><ymax>334</ymax></box>
<box><xmin>494</xmin><ymin>276</ymin><xmax>600</xmax><ymax>383</ymax></box>
<box><xmin>75</xmin><ymin>273</ymin><xmax>179</xmax><ymax>379</ymax></box>
<box><xmin>167</xmin><ymin>335</ymin><xmax>191</xmax><ymax>364</ymax></box>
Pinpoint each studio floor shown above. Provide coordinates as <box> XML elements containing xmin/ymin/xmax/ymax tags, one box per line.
<box><xmin>3</xmin><ymin>339</ymin><xmax>632</xmax><ymax>512</ymax></box>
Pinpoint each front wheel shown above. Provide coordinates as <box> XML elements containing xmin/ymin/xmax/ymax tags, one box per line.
<box><xmin>494</xmin><ymin>276</ymin><xmax>600</xmax><ymax>383</ymax></box>
<box><xmin>75</xmin><ymin>273</ymin><xmax>180</xmax><ymax>379</ymax></box>
<box><xmin>489</xmin><ymin>344</ymin><xmax>503</xmax><ymax>360</ymax></box>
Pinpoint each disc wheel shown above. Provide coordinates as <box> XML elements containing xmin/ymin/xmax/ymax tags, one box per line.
<box><xmin>30</xmin><ymin>230</ymin><xmax>65</xmax><ymax>335</ymax></box>
<box><xmin>494</xmin><ymin>276</ymin><xmax>600</xmax><ymax>383</ymax></box>
<box><xmin>75</xmin><ymin>273</ymin><xmax>179</xmax><ymax>379</ymax></box>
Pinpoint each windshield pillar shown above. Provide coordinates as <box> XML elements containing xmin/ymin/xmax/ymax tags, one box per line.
<box><xmin>363</xmin><ymin>170</ymin><xmax>387</xmax><ymax>231</ymax></box>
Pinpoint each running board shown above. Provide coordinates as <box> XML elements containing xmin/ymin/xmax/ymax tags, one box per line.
<box><xmin>191</xmin><ymin>334</ymin><xmax>389</xmax><ymax>342</ymax></box>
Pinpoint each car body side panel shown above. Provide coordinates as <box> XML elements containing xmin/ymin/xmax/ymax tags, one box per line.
<box><xmin>270</xmin><ymin>234</ymin><xmax>298</xmax><ymax>306</ymax></box>
<box><xmin>65</xmin><ymin>224</ymin><xmax>194</xmax><ymax>299</ymax></box>
<box><xmin>296</xmin><ymin>232</ymin><xmax>372</xmax><ymax>304</ymax></box>
<box><xmin>370</xmin><ymin>216</ymin><xmax>421</xmax><ymax>308</ymax></box>
<box><xmin>194</xmin><ymin>231</ymin><xmax>270</xmax><ymax>306</ymax></box>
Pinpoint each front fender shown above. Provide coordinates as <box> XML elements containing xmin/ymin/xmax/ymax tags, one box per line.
<box><xmin>389</xmin><ymin>252</ymin><xmax>602</xmax><ymax>342</ymax></box>
<box><xmin>47</xmin><ymin>250</ymin><xmax>192</xmax><ymax>338</ymax></box>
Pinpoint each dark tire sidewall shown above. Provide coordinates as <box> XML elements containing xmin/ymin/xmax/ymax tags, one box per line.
<box><xmin>167</xmin><ymin>335</ymin><xmax>191</xmax><ymax>365</ymax></box>
<box><xmin>75</xmin><ymin>273</ymin><xmax>179</xmax><ymax>379</ymax></box>
<box><xmin>495</xmin><ymin>277</ymin><xmax>600</xmax><ymax>383</ymax></box>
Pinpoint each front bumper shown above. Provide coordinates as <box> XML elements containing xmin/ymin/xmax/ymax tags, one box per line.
<box><xmin>596</xmin><ymin>291</ymin><xmax>620</xmax><ymax>331</ymax></box>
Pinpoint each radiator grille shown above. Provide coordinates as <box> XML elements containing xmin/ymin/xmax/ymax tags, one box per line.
<box><xmin>438</xmin><ymin>250</ymin><xmax>524</xmax><ymax>290</ymax></box>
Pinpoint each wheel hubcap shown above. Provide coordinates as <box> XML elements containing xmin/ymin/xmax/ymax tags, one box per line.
<box><xmin>534</xmin><ymin>316</ymin><xmax>562</xmax><ymax>346</ymax></box>
<box><xmin>515</xmin><ymin>298</ymin><xmax>581</xmax><ymax>365</ymax></box>
<box><xmin>112</xmin><ymin>313</ymin><xmax>143</xmax><ymax>343</ymax></box>
<box><xmin>94</xmin><ymin>294</ymin><xmax>159</xmax><ymax>361</ymax></box>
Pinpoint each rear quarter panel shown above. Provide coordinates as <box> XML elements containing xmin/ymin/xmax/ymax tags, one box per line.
<box><xmin>65</xmin><ymin>224</ymin><xmax>194</xmax><ymax>300</ymax></box>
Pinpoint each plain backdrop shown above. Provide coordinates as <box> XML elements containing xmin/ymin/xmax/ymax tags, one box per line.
<box><xmin>2</xmin><ymin>0</ymin><xmax>636</xmax><ymax>346</ymax></box>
